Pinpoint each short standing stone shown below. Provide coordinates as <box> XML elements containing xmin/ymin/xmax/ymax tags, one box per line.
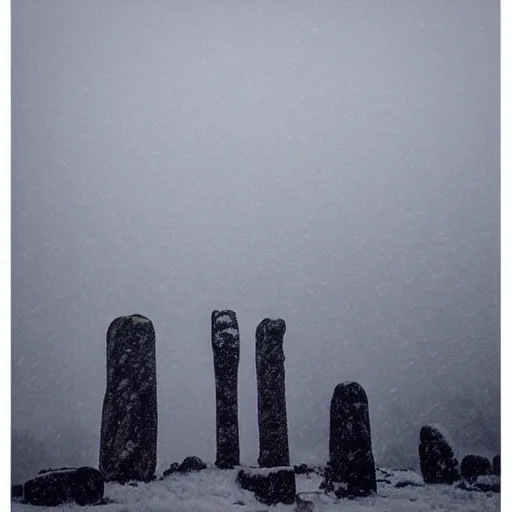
<box><xmin>23</xmin><ymin>467</ymin><xmax>104</xmax><ymax>506</ymax></box>
<box><xmin>236</xmin><ymin>467</ymin><xmax>296</xmax><ymax>505</ymax></box>
<box><xmin>325</xmin><ymin>382</ymin><xmax>376</xmax><ymax>497</ymax></box>
<box><xmin>460</xmin><ymin>455</ymin><xmax>491</xmax><ymax>482</ymax></box>
<box><xmin>418</xmin><ymin>424</ymin><xmax>459</xmax><ymax>484</ymax></box>
<box><xmin>255</xmin><ymin>318</ymin><xmax>290</xmax><ymax>468</ymax></box>
<box><xmin>99</xmin><ymin>314</ymin><xmax>157</xmax><ymax>482</ymax></box>
<box><xmin>211</xmin><ymin>310</ymin><xmax>240</xmax><ymax>469</ymax></box>
<box><xmin>492</xmin><ymin>455</ymin><xmax>500</xmax><ymax>476</ymax></box>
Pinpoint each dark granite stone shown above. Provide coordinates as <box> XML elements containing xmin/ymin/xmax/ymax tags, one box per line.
<box><xmin>460</xmin><ymin>455</ymin><xmax>491</xmax><ymax>482</ymax></box>
<box><xmin>236</xmin><ymin>467</ymin><xmax>296</xmax><ymax>505</ymax></box>
<box><xmin>255</xmin><ymin>318</ymin><xmax>289</xmax><ymax>468</ymax></box>
<box><xmin>211</xmin><ymin>310</ymin><xmax>240</xmax><ymax>469</ymax></box>
<box><xmin>419</xmin><ymin>425</ymin><xmax>459</xmax><ymax>484</ymax></box>
<box><xmin>99</xmin><ymin>314</ymin><xmax>157</xmax><ymax>482</ymax></box>
<box><xmin>323</xmin><ymin>382</ymin><xmax>376</xmax><ymax>497</ymax></box>
<box><xmin>23</xmin><ymin>467</ymin><xmax>104</xmax><ymax>506</ymax></box>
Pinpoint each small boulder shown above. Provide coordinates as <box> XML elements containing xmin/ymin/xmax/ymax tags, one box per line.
<box><xmin>460</xmin><ymin>455</ymin><xmax>491</xmax><ymax>482</ymax></box>
<box><xmin>236</xmin><ymin>467</ymin><xmax>296</xmax><ymax>505</ymax></box>
<box><xmin>457</xmin><ymin>474</ymin><xmax>500</xmax><ymax>493</ymax></box>
<box><xmin>23</xmin><ymin>467</ymin><xmax>104</xmax><ymax>507</ymax></box>
<box><xmin>178</xmin><ymin>456</ymin><xmax>207</xmax><ymax>473</ymax></box>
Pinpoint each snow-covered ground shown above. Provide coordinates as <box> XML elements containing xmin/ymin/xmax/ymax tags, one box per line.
<box><xmin>11</xmin><ymin>466</ymin><xmax>500</xmax><ymax>512</ymax></box>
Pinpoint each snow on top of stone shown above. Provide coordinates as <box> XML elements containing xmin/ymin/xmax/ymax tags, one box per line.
<box><xmin>476</xmin><ymin>474</ymin><xmax>500</xmax><ymax>486</ymax></box>
<box><xmin>214</xmin><ymin>314</ymin><xmax>233</xmax><ymax>325</ymax></box>
<box><xmin>220</xmin><ymin>327</ymin><xmax>238</xmax><ymax>336</ymax></box>
<box><xmin>35</xmin><ymin>468</ymin><xmax>77</xmax><ymax>477</ymax></box>
<box><xmin>130</xmin><ymin>315</ymin><xmax>150</xmax><ymax>325</ymax></box>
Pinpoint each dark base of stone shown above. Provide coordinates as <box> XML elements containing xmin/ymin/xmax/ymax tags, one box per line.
<box><xmin>236</xmin><ymin>468</ymin><xmax>296</xmax><ymax>506</ymax></box>
<box><xmin>216</xmin><ymin>460</ymin><xmax>238</xmax><ymax>470</ymax></box>
<box><xmin>460</xmin><ymin>455</ymin><xmax>491</xmax><ymax>482</ymax></box>
<box><xmin>320</xmin><ymin>460</ymin><xmax>376</xmax><ymax>498</ymax></box>
<box><xmin>23</xmin><ymin>467</ymin><xmax>104</xmax><ymax>507</ymax></box>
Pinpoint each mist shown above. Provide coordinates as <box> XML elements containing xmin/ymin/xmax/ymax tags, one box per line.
<box><xmin>11</xmin><ymin>0</ymin><xmax>499</xmax><ymax>481</ymax></box>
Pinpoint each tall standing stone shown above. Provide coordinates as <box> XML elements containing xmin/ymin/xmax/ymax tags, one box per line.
<box><xmin>256</xmin><ymin>318</ymin><xmax>289</xmax><ymax>468</ymax></box>
<box><xmin>99</xmin><ymin>314</ymin><xmax>157</xmax><ymax>482</ymax></box>
<box><xmin>211</xmin><ymin>310</ymin><xmax>240</xmax><ymax>469</ymax></box>
<box><xmin>327</xmin><ymin>382</ymin><xmax>376</xmax><ymax>497</ymax></box>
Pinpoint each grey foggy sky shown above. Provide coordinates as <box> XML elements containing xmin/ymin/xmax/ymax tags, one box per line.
<box><xmin>11</xmin><ymin>0</ymin><xmax>499</xmax><ymax>475</ymax></box>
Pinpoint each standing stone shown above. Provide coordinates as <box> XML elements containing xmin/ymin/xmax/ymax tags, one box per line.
<box><xmin>256</xmin><ymin>318</ymin><xmax>289</xmax><ymax>468</ymax></box>
<box><xmin>419</xmin><ymin>424</ymin><xmax>459</xmax><ymax>484</ymax></box>
<box><xmin>211</xmin><ymin>310</ymin><xmax>240</xmax><ymax>469</ymax></box>
<box><xmin>326</xmin><ymin>382</ymin><xmax>376</xmax><ymax>497</ymax></box>
<box><xmin>99</xmin><ymin>314</ymin><xmax>157</xmax><ymax>482</ymax></box>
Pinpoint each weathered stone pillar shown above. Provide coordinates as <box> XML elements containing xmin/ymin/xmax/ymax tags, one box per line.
<box><xmin>255</xmin><ymin>318</ymin><xmax>289</xmax><ymax>468</ymax></box>
<box><xmin>211</xmin><ymin>310</ymin><xmax>240</xmax><ymax>469</ymax></box>
<box><xmin>327</xmin><ymin>382</ymin><xmax>376</xmax><ymax>497</ymax></box>
<box><xmin>99</xmin><ymin>314</ymin><xmax>157</xmax><ymax>482</ymax></box>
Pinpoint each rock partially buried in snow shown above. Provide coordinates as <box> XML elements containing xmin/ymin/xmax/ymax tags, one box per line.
<box><xmin>457</xmin><ymin>474</ymin><xmax>500</xmax><ymax>493</ymax></box>
<box><xmin>474</xmin><ymin>474</ymin><xmax>500</xmax><ymax>493</ymax></box>
<box><xmin>161</xmin><ymin>457</ymin><xmax>207</xmax><ymax>478</ymax></box>
<box><xmin>418</xmin><ymin>424</ymin><xmax>459</xmax><ymax>484</ymax></box>
<box><xmin>236</xmin><ymin>467</ymin><xmax>296</xmax><ymax>506</ymax></box>
<box><xmin>178</xmin><ymin>456</ymin><xmax>207</xmax><ymax>473</ymax></box>
<box><xmin>99</xmin><ymin>314</ymin><xmax>158</xmax><ymax>483</ymax></box>
<box><xmin>211</xmin><ymin>310</ymin><xmax>240</xmax><ymax>469</ymax></box>
<box><xmin>162</xmin><ymin>462</ymin><xmax>180</xmax><ymax>478</ymax></box>
<box><xmin>22</xmin><ymin>467</ymin><xmax>104</xmax><ymax>507</ymax></box>
<box><xmin>322</xmin><ymin>382</ymin><xmax>376</xmax><ymax>497</ymax></box>
<box><xmin>255</xmin><ymin>318</ymin><xmax>290</xmax><ymax>468</ymax></box>
<box><xmin>460</xmin><ymin>455</ymin><xmax>491</xmax><ymax>482</ymax></box>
